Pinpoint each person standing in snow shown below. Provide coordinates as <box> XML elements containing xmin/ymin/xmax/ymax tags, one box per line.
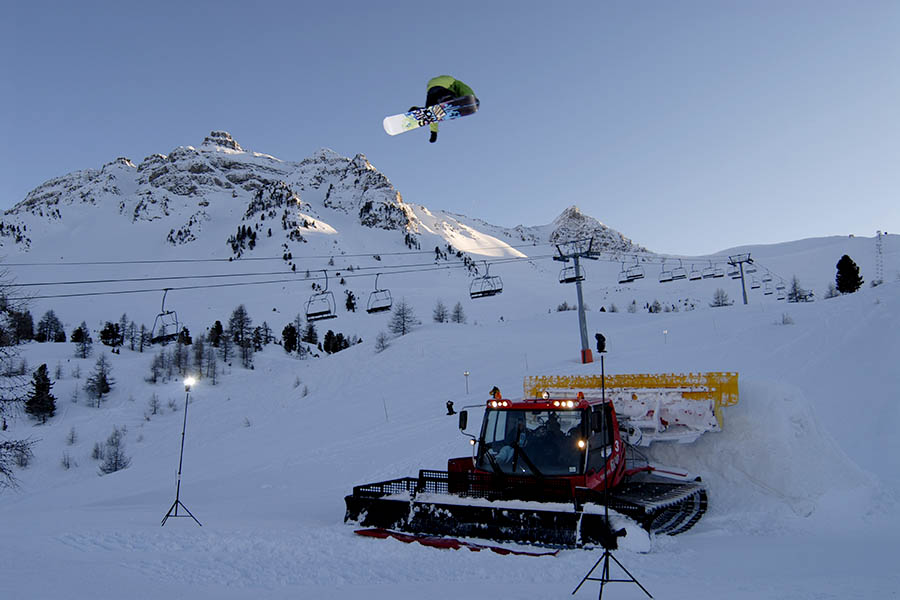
<box><xmin>412</xmin><ymin>75</ymin><xmax>479</xmax><ymax>143</ymax></box>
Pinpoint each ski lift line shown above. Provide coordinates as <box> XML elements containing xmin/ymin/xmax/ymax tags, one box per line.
<box><xmin>0</xmin><ymin>241</ymin><xmax>569</xmax><ymax>268</ymax></box>
<box><xmin>10</xmin><ymin>257</ymin><xmax>548</xmax><ymax>302</ymax></box>
<box><xmin>3</xmin><ymin>243</ymin><xmax>743</xmax><ymax>270</ymax></box>
<box><xmin>5</xmin><ymin>253</ymin><xmax>560</xmax><ymax>290</ymax></box>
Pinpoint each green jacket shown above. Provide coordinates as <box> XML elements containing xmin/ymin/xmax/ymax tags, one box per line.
<box><xmin>427</xmin><ymin>75</ymin><xmax>475</xmax><ymax>98</ymax></box>
<box><xmin>426</xmin><ymin>76</ymin><xmax>476</xmax><ymax>133</ymax></box>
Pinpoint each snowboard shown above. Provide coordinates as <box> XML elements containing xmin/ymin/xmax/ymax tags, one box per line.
<box><xmin>382</xmin><ymin>95</ymin><xmax>479</xmax><ymax>136</ymax></box>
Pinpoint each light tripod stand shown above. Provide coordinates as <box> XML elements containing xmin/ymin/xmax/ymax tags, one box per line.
<box><xmin>161</xmin><ymin>376</ymin><xmax>202</xmax><ymax>527</ymax></box>
<box><xmin>572</xmin><ymin>348</ymin><xmax>652</xmax><ymax>599</ymax></box>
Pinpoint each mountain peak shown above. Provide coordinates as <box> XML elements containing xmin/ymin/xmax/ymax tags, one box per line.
<box><xmin>201</xmin><ymin>131</ymin><xmax>244</xmax><ymax>152</ymax></box>
<box><xmin>549</xmin><ymin>205</ymin><xmax>646</xmax><ymax>253</ymax></box>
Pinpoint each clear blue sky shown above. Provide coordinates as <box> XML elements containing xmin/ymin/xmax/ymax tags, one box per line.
<box><xmin>3</xmin><ymin>0</ymin><xmax>898</xmax><ymax>255</ymax></box>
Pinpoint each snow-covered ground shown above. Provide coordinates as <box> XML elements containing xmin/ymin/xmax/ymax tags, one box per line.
<box><xmin>1</xmin><ymin>231</ymin><xmax>898</xmax><ymax>599</ymax></box>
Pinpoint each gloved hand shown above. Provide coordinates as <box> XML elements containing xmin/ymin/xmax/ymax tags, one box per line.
<box><xmin>429</xmin><ymin>131</ymin><xmax>437</xmax><ymax>143</ymax></box>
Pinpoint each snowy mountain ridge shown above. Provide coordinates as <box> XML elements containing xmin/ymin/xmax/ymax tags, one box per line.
<box><xmin>1</xmin><ymin>131</ymin><xmax>644</xmax><ymax>262</ymax></box>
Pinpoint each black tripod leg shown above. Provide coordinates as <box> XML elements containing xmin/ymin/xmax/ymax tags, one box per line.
<box><xmin>608</xmin><ymin>553</ymin><xmax>653</xmax><ymax>598</ymax></box>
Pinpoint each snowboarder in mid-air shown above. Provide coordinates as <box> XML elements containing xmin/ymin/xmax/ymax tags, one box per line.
<box><xmin>411</xmin><ymin>75</ymin><xmax>479</xmax><ymax>143</ymax></box>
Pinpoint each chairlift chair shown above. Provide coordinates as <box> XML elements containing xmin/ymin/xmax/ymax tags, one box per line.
<box><xmin>671</xmin><ymin>259</ymin><xmax>688</xmax><ymax>281</ymax></box>
<box><xmin>617</xmin><ymin>261</ymin><xmax>633</xmax><ymax>284</ymax></box>
<box><xmin>470</xmin><ymin>262</ymin><xmax>503</xmax><ymax>299</ymax></box>
<box><xmin>763</xmin><ymin>282</ymin><xmax>774</xmax><ymax>295</ymax></box>
<box><xmin>750</xmin><ymin>276</ymin><xmax>761</xmax><ymax>290</ymax></box>
<box><xmin>559</xmin><ymin>264</ymin><xmax>584</xmax><ymax>284</ymax></box>
<box><xmin>366</xmin><ymin>273</ymin><xmax>393</xmax><ymax>314</ymax></box>
<box><xmin>745</xmin><ymin>262</ymin><xmax>757</xmax><ymax>274</ymax></box>
<box><xmin>688</xmin><ymin>264</ymin><xmax>702</xmax><ymax>281</ymax></box>
<box><xmin>306</xmin><ymin>270</ymin><xmax>338</xmax><ymax>321</ymax></box>
<box><xmin>625</xmin><ymin>258</ymin><xmax>645</xmax><ymax>281</ymax></box>
<box><xmin>776</xmin><ymin>290</ymin><xmax>786</xmax><ymax>301</ymax></box>
<box><xmin>713</xmin><ymin>264</ymin><xmax>725</xmax><ymax>278</ymax></box>
<box><xmin>728</xmin><ymin>265</ymin><xmax>741</xmax><ymax>279</ymax></box>
<box><xmin>150</xmin><ymin>289</ymin><xmax>180</xmax><ymax>344</ymax></box>
<box><xmin>701</xmin><ymin>262</ymin><xmax>716</xmax><ymax>279</ymax></box>
<box><xmin>761</xmin><ymin>271</ymin><xmax>773</xmax><ymax>283</ymax></box>
<box><xmin>658</xmin><ymin>260</ymin><xmax>674</xmax><ymax>283</ymax></box>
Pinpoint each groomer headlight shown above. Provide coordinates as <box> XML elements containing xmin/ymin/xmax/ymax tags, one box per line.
<box><xmin>542</xmin><ymin>391</ymin><xmax>550</xmax><ymax>400</ymax></box>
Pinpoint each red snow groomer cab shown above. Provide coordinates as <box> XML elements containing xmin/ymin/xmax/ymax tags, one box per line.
<box><xmin>345</xmin><ymin>372</ymin><xmax>738</xmax><ymax>549</ymax></box>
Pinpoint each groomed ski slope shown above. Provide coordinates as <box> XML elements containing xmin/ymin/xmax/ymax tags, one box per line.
<box><xmin>1</xmin><ymin>282</ymin><xmax>898</xmax><ymax>599</ymax></box>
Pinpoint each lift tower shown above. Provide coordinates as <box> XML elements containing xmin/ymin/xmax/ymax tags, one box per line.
<box><xmin>554</xmin><ymin>238</ymin><xmax>600</xmax><ymax>364</ymax></box>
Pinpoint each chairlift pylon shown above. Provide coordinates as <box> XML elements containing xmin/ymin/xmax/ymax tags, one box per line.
<box><xmin>150</xmin><ymin>289</ymin><xmax>180</xmax><ymax>344</ymax></box>
<box><xmin>306</xmin><ymin>270</ymin><xmax>338</xmax><ymax>321</ymax></box>
<box><xmin>366</xmin><ymin>273</ymin><xmax>393</xmax><ymax>314</ymax></box>
<box><xmin>470</xmin><ymin>261</ymin><xmax>503</xmax><ymax>299</ymax></box>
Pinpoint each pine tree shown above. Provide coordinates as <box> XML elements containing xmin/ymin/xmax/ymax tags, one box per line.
<box><xmin>25</xmin><ymin>364</ymin><xmax>56</xmax><ymax>424</ymax></box>
<box><xmin>282</xmin><ymin>323</ymin><xmax>298</xmax><ymax>353</ymax></box>
<box><xmin>450</xmin><ymin>302</ymin><xmax>466</xmax><ymax>324</ymax></box>
<box><xmin>192</xmin><ymin>333</ymin><xmax>206</xmax><ymax>376</ymax></box>
<box><xmin>99</xmin><ymin>322</ymin><xmax>121</xmax><ymax>347</ymax></box>
<box><xmin>389</xmin><ymin>299</ymin><xmax>420</xmax><ymax>336</ymax></box>
<box><xmin>98</xmin><ymin>427</ymin><xmax>131</xmax><ymax>475</ymax></box>
<box><xmin>835</xmin><ymin>254</ymin><xmax>863</xmax><ymax>294</ymax></box>
<box><xmin>787</xmin><ymin>275</ymin><xmax>805</xmax><ymax>303</ymax></box>
<box><xmin>228</xmin><ymin>305</ymin><xmax>254</xmax><ymax>367</ymax></box>
<box><xmin>209</xmin><ymin>320</ymin><xmax>224</xmax><ymax>347</ymax></box>
<box><xmin>84</xmin><ymin>354</ymin><xmax>114</xmax><ymax>407</ymax></box>
<box><xmin>433</xmin><ymin>300</ymin><xmax>449</xmax><ymax>323</ymax></box>
<box><xmin>138</xmin><ymin>324</ymin><xmax>149</xmax><ymax>353</ymax></box>
<box><xmin>323</xmin><ymin>329</ymin><xmax>336</xmax><ymax>353</ymax></box>
<box><xmin>72</xmin><ymin>322</ymin><xmax>93</xmax><ymax>358</ymax></box>
<box><xmin>302</xmin><ymin>322</ymin><xmax>318</xmax><ymax>345</ymax></box>
<box><xmin>710</xmin><ymin>288</ymin><xmax>732</xmax><ymax>307</ymax></box>
<box><xmin>9</xmin><ymin>310</ymin><xmax>34</xmax><ymax>344</ymax></box>
<box><xmin>117</xmin><ymin>313</ymin><xmax>129</xmax><ymax>347</ymax></box>
<box><xmin>36</xmin><ymin>309</ymin><xmax>65</xmax><ymax>343</ymax></box>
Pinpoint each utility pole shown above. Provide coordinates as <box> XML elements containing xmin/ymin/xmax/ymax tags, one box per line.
<box><xmin>554</xmin><ymin>238</ymin><xmax>600</xmax><ymax>364</ymax></box>
<box><xmin>727</xmin><ymin>253</ymin><xmax>754</xmax><ymax>305</ymax></box>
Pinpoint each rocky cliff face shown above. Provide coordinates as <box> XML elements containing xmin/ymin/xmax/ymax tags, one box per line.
<box><xmin>2</xmin><ymin>133</ymin><xmax>642</xmax><ymax>260</ymax></box>
<box><xmin>3</xmin><ymin>132</ymin><xmax>416</xmax><ymax>254</ymax></box>
<box><xmin>552</xmin><ymin>206</ymin><xmax>645</xmax><ymax>253</ymax></box>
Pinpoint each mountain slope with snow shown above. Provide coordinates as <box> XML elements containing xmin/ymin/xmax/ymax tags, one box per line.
<box><xmin>1</xmin><ymin>130</ymin><xmax>898</xmax><ymax>600</ymax></box>
<box><xmin>0</xmin><ymin>270</ymin><xmax>897</xmax><ymax>600</ymax></box>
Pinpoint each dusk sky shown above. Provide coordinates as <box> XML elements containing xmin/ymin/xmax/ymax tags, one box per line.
<box><xmin>3</xmin><ymin>0</ymin><xmax>898</xmax><ymax>255</ymax></box>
